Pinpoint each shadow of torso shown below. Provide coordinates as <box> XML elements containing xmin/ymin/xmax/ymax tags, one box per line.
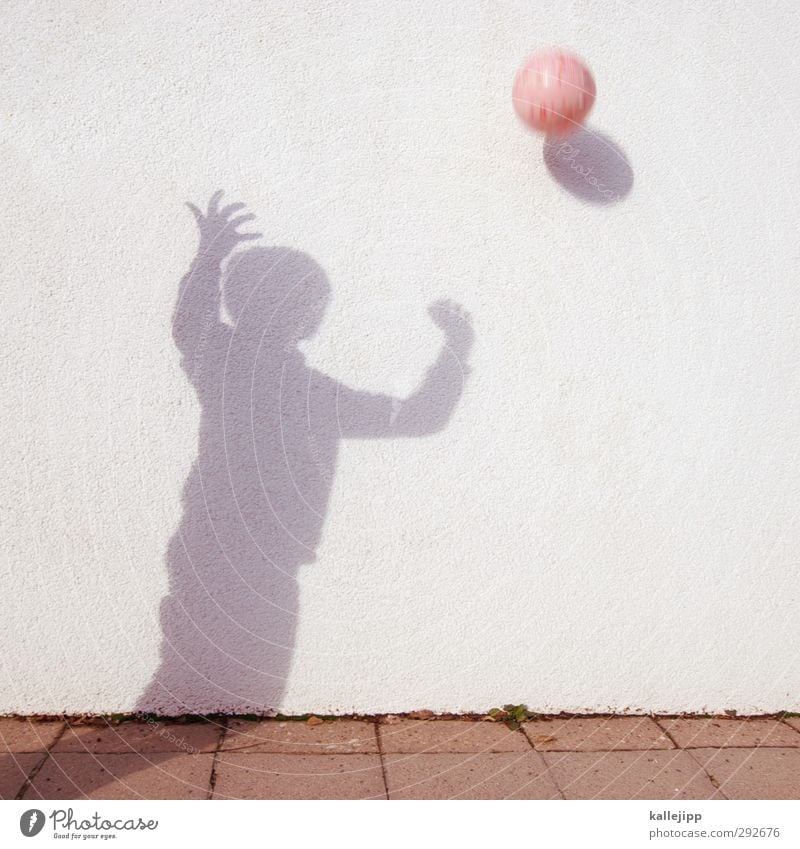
<box><xmin>140</xmin><ymin>250</ymin><xmax>342</xmax><ymax>714</ymax></box>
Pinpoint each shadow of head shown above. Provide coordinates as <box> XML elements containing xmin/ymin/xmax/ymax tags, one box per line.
<box><xmin>543</xmin><ymin>127</ymin><xmax>633</xmax><ymax>205</ymax></box>
<box><xmin>223</xmin><ymin>247</ymin><xmax>331</xmax><ymax>344</ymax></box>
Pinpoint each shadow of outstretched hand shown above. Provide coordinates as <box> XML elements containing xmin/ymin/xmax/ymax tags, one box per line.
<box><xmin>428</xmin><ymin>298</ymin><xmax>473</xmax><ymax>363</ymax></box>
<box><xmin>187</xmin><ymin>189</ymin><xmax>262</xmax><ymax>260</ymax></box>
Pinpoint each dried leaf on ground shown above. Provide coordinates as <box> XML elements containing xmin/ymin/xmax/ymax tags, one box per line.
<box><xmin>408</xmin><ymin>710</ymin><xmax>435</xmax><ymax>720</ymax></box>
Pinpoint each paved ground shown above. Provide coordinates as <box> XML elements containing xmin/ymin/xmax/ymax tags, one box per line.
<box><xmin>3</xmin><ymin>715</ymin><xmax>800</xmax><ymax>800</ymax></box>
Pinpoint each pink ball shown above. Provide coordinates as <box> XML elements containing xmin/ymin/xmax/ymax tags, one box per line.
<box><xmin>512</xmin><ymin>49</ymin><xmax>596</xmax><ymax>137</ymax></box>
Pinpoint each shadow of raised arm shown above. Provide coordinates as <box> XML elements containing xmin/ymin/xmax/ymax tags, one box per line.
<box><xmin>332</xmin><ymin>299</ymin><xmax>473</xmax><ymax>438</ymax></box>
<box><xmin>172</xmin><ymin>191</ymin><xmax>261</xmax><ymax>383</ymax></box>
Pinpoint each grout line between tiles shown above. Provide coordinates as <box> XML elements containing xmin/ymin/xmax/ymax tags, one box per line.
<box><xmin>15</xmin><ymin>721</ymin><xmax>68</xmax><ymax>800</ymax></box>
<box><xmin>207</xmin><ymin>717</ymin><xmax>229</xmax><ymax>800</ymax></box>
<box><xmin>374</xmin><ymin>722</ymin><xmax>390</xmax><ymax>800</ymax></box>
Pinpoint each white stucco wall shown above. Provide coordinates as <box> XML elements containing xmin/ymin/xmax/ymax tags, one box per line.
<box><xmin>2</xmin><ymin>0</ymin><xmax>799</xmax><ymax>715</ymax></box>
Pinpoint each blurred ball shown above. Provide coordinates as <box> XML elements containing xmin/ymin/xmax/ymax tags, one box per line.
<box><xmin>512</xmin><ymin>49</ymin><xmax>595</xmax><ymax>137</ymax></box>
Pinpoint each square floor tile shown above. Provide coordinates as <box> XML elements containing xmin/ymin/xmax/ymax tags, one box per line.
<box><xmin>544</xmin><ymin>750</ymin><xmax>722</xmax><ymax>799</ymax></box>
<box><xmin>385</xmin><ymin>752</ymin><xmax>560</xmax><ymax>799</ymax></box>
<box><xmin>0</xmin><ymin>754</ymin><xmax>42</xmax><ymax>799</ymax></box>
<box><xmin>379</xmin><ymin>719</ymin><xmax>529</xmax><ymax>753</ymax></box>
<box><xmin>222</xmin><ymin>719</ymin><xmax>378</xmax><ymax>754</ymax></box>
<box><xmin>658</xmin><ymin>718</ymin><xmax>800</xmax><ymax>749</ymax></box>
<box><xmin>783</xmin><ymin>717</ymin><xmax>800</xmax><ymax>734</ymax></box>
<box><xmin>524</xmin><ymin>717</ymin><xmax>673</xmax><ymax>751</ymax></box>
<box><xmin>690</xmin><ymin>748</ymin><xmax>800</xmax><ymax>799</ymax></box>
<box><xmin>0</xmin><ymin>718</ymin><xmax>64</xmax><ymax>753</ymax></box>
<box><xmin>213</xmin><ymin>753</ymin><xmax>385</xmax><ymax>799</ymax></box>
<box><xmin>23</xmin><ymin>753</ymin><xmax>214</xmax><ymax>799</ymax></box>
<box><xmin>54</xmin><ymin>720</ymin><xmax>223</xmax><ymax>754</ymax></box>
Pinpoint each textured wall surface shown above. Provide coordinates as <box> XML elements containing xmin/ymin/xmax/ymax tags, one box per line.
<box><xmin>2</xmin><ymin>0</ymin><xmax>799</xmax><ymax>715</ymax></box>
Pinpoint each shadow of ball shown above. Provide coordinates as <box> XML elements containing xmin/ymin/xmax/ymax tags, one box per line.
<box><xmin>543</xmin><ymin>128</ymin><xmax>633</xmax><ymax>206</ymax></box>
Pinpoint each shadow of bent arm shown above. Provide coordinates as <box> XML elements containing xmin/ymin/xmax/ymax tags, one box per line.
<box><xmin>332</xmin><ymin>354</ymin><xmax>470</xmax><ymax>438</ymax></box>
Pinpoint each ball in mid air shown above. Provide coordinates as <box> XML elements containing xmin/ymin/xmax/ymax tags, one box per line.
<box><xmin>512</xmin><ymin>49</ymin><xmax>595</xmax><ymax>137</ymax></box>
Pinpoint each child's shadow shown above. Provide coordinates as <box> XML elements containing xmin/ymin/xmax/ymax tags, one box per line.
<box><xmin>137</xmin><ymin>191</ymin><xmax>473</xmax><ymax>715</ymax></box>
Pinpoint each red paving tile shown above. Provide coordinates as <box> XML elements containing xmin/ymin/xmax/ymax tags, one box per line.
<box><xmin>384</xmin><ymin>751</ymin><xmax>560</xmax><ymax>799</ymax></box>
<box><xmin>23</xmin><ymin>753</ymin><xmax>214</xmax><ymax>800</ymax></box>
<box><xmin>524</xmin><ymin>717</ymin><xmax>673</xmax><ymax>751</ymax></box>
<box><xmin>690</xmin><ymin>748</ymin><xmax>800</xmax><ymax>799</ymax></box>
<box><xmin>223</xmin><ymin>719</ymin><xmax>378</xmax><ymax>753</ymax></box>
<box><xmin>544</xmin><ymin>750</ymin><xmax>722</xmax><ymax>800</ymax></box>
<box><xmin>55</xmin><ymin>720</ymin><xmax>223</xmax><ymax>754</ymax></box>
<box><xmin>0</xmin><ymin>718</ymin><xmax>64</xmax><ymax>753</ymax></box>
<box><xmin>0</xmin><ymin>753</ymin><xmax>42</xmax><ymax>799</ymax></box>
<box><xmin>782</xmin><ymin>716</ymin><xmax>800</xmax><ymax>735</ymax></box>
<box><xmin>378</xmin><ymin>719</ymin><xmax>529</xmax><ymax>753</ymax></box>
<box><xmin>658</xmin><ymin>718</ymin><xmax>800</xmax><ymax>749</ymax></box>
<box><xmin>213</xmin><ymin>753</ymin><xmax>385</xmax><ymax>799</ymax></box>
